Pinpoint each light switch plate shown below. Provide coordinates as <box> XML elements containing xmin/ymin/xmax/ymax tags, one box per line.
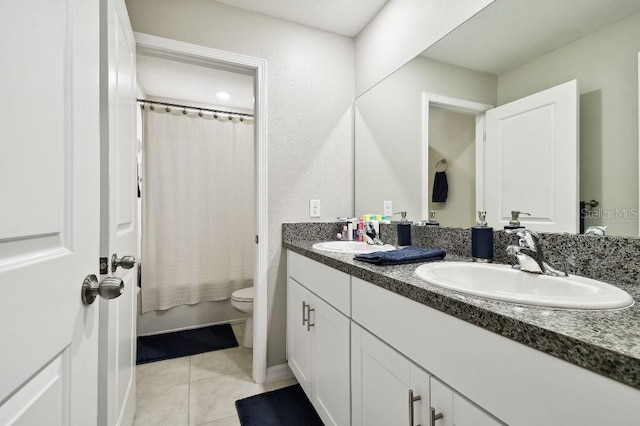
<box><xmin>310</xmin><ymin>199</ymin><xmax>321</xmax><ymax>218</ymax></box>
<box><xmin>384</xmin><ymin>200</ymin><xmax>393</xmax><ymax>216</ymax></box>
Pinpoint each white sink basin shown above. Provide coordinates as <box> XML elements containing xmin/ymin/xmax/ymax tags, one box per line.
<box><xmin>415</xmin><ymin>262</ymin><xmax>634</xmax><ymax>310</ymax></box>
<box><xmin>312</xmin><ymin>241</ymin><xmax>396</xmax><ymax>255</ymax></box>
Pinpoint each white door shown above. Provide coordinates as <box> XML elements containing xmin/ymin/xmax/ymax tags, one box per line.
<box><xmin>98</xmin><ymin>1</ymin><xmax>138</xmax><ymax>425</ymax></box>
<box><xmin>0</xmin><ymin>1</ymin><xmax>101</xmax><ymax>425</ymax></box>
<box><xmin>484</xmin><ymin>80</ymin><xmax>579</xmax><ymax>232</ymax></box>
<box><xmin>431</xmin><ymin>378</ymin><xmax>502</xmax><ymax>426</ymax></box>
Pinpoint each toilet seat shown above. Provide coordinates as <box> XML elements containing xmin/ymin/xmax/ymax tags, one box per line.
<box><xmin>232</xmin><ymin>287</ymin><xmax>253</xmax><ymax>302</ymax></box>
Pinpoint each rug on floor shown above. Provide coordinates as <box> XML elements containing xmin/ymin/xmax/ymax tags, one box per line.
<box><xmin>235</xmin><ymin>384</ymin><xmax>324</xmax><ymax>426</ymax></box>
<box><xmin>136</xmin><ymin>323</ymin><xmax>238</xmax><ymax>364</ymax></box>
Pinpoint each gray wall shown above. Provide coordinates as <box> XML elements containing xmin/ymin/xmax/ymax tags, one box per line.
<box><xmin>127</xmin><ymin>0</ymin><xmax>355</xmax><ymax>367</ymax></box>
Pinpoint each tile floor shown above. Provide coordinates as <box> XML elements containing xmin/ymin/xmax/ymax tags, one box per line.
<box><xmin>133</xmin><ymin>323</ymin><xmax>297</xmax><ymax>426</ymax></box>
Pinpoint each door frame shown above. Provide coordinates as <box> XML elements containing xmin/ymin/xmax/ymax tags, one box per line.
<box><xmin>133</xmin><ymin>33</ymin><xmax>268</xmax><ymax>383</ymax></box>
<box><xmin>421</xmin><ymin>93</ymin><xmax>493</xmax><ymax>218</ymax></box>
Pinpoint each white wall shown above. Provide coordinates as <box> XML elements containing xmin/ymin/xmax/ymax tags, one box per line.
<box><xmin>354</xmin><ymin>0</ymin><xmax>494</xmax><ymax>97</ymax></box>
<box><xmin>126</xmin><ymin>0</ymin><xmax>354</xmax><ymax>367</ymax></box>
<box><xmin>497</xmin><ymin>12</ymin><xmax>640</xmax><ymax>236</ymax></box>
<box><xmin>355</xmin><ymin>56</ymin><xmax>496</xmax><ymax>222</ymax></box>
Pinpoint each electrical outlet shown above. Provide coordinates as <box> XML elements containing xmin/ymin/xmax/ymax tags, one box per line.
<box><xmin>309</xmin><ymin>199</ymin><xmax>321</xmax><ymax>218</ymax></box>
<box><xmin>384</xmin><ymin>200</ymin><xmax>393</xmax><ymax>216</ymax></box>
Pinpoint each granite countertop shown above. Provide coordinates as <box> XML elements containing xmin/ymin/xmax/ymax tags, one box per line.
<box><xmin>283</xmin><ymin>239</ymin><xmax>640</xmax><ymax>391</ymax></box>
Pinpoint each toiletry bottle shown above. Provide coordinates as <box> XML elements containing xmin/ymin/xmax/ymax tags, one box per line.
<box><xmin>347</xmin><ymin>220</ymin><xmax>354</xmax><ymax>241</ymax></box>
<box><xmin>471</xmin><ymin>211</ymin><xmax>493</xmax><ymax>262</ymax></box>
<box><xmin>426</xmin><ymin>210</ymin><xmax>440</xmax><ymax>226</ymax></box>
<box><xmin>357</xmin><ymin>218</ymin><xmax>364</xmax><ymax>242</ymax></box>
<box><xmin>395</xmin><ymin>211</ymin><xmax>411</xmax><ymax>246</ymax></box>
<box><xmin>504</xmin><ymin>210</ymin><xmax>530</xmax><ymax>230</ymax></box>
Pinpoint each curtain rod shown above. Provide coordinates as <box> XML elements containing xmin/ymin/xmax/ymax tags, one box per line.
<box><xmin>137</xmin><ymin>98</ymin><xmax>254</xmax><ymax>118</ymax></box>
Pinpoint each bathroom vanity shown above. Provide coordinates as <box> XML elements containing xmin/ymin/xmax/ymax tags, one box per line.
<box><xmin>284</xmin><ymin>233</ymin><xmax>640</xmax><ymax>426</ymax></box>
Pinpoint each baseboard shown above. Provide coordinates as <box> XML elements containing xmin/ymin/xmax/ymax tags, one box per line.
<box><xmin>137</xmin><ymin>319</ymin><xmax>246</xmax><ymax>337</ymax></box>
<box><xmin>265</xmin><ymin>363</ymin><xmax>294</xmax><ymax>383</ymax></box>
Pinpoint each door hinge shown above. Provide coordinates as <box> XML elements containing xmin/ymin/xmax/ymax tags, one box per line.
<box><xmin>255</xmin><ymin>235</ymin><xmax>259</xmax><ymax>244</ymax></box>
<box><xmin>483</xmin><ymin>132</ymin><xmax>487</xmax><ymax>142</ymax></box>
<box><xmin>99</xmin><ymin>257</ymin><xmax>109</xmax><ymax>275</ymax></box>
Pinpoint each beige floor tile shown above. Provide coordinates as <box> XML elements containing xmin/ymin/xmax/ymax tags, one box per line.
<box><xmin>137</xmin><ymin>357</ymin><xmax>191</xmax><ymax>397</ymax></box>
<box><xmin>189</xmin><ymin>370</ymin><xmax>266</xmax><ymax>425</ymax></box>
<box><xmin>198</xmin><ymin>415</ymin><xmax>241</xmax><ymax>426</ymax></box>
<box><xmin>264</xmin><ymin>377</ymin><xmax>299</xmax><ymax>392</ymax></box>
<box><xmin>190</xmin><ymin>346</ymin><xmax>252</xmax><ymax>382</ymax></box>
<box><xmin>134</xmin><ymin>383</ymin><xmax>189</xmax><ymax>426</ymax></box>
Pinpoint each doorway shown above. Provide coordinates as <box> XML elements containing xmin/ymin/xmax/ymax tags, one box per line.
<box><xmin>135</xmin><ymin>33</ymin><xmax>268</xmax><ymax>384</ymax></box>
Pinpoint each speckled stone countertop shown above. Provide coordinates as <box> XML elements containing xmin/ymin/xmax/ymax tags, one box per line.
<box><xmin>282</xmin><ymin>223</ymin><xmax>640</xmax><ymax>390</ymax></box>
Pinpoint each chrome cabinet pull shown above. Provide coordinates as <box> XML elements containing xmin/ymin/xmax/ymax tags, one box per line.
<box><xmin>307</xmin><ymin>306</ymin><xmax>315</xmax><ymax>331</ymax></box>
<box><xmin>409</xmin><ymin>389</ymin><xmax>421</xmax><ymax>426</ymax></box>
<box><xmin>302</xmin><ymin>301</ymin><xmax>308</xmax><ymax>326</ymax></box>
<box><xmin>430</xmin><ymin>407</ymin><xmax>443</xmax><ymax>426</ymax></box>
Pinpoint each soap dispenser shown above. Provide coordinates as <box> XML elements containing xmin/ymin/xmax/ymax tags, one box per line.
<box><xmin>471</xmin><ymin>211</ymin><xmax>493</xmax><ymax>262</ymax></box>
<box><xmin>425</xmin><ymin>210</ymin><xmax>440</xmax><ymax>226</ymax></box>
<box><xmin>395</xmin><ymin>211</ymin><xmax>411</xmax><ymax>246</ymax></box>
<box><xmin>504</xmin><ymin>211</ymin><xmax>530</xmax><ymax>230</ymax></box>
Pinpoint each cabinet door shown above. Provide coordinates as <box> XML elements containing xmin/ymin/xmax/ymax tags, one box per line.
<box><xmin>311</xmin><ymin>294</ymin><xmax>350</xmax><ymax>426</ymax></box>
<box><xmin>352</xmin><ymin>323</ymin><xmax>430</xmax><ymax>426</ymax></box>
<box><xmin>287</xmin><ymin>278</ymin><xmax>313</xmax><ymax>395</ymax></box>
<box><xmin>431</xmin><ymin>378</ymin><xmax>502</xmax><ymax>426</ymax></box>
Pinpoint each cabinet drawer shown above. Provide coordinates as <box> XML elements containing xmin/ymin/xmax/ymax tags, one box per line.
<box><xmin>287</xmin><ymin>250</ymin><xmax>350</xmax><ymax>315</ymax></box>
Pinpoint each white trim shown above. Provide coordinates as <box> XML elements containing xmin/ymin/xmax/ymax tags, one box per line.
<box><xmin>133</xmin><ymin>33</ymin><xmax>269</xmax><ymax>384</ymax></box>
<box><xmin>421</xmin><ymin>93</ymin><xmax>493</xmax><ymax>218</ymax></box>
<box><xmin>638</xmin><ymin>52</ymin><xmax>639</xmax><ymax>237</ymax></box>
<box><xmin>265</xmin><ymin>363</ymin><xmax>295</xmax><ymax>383</ymax></box>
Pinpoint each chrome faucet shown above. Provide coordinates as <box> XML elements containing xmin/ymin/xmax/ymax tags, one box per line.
<box><xmin>506</xmin><ymin>229</ymin><xmax>567</xmax><ymax>277</ymax></box>
<box><xmin>361</xmin><ymin>221</ymin><xmax>384</xmax><ymax>245</ymax></box>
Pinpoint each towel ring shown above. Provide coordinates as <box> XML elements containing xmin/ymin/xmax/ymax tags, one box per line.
<box><xmin>435</xmin><ymin>159</ymin><xmax>448</xmax><ymax>172</ymax></box>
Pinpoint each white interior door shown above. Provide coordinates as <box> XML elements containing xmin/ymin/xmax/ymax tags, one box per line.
<box><xmin>98</xmin><ymin>1</ymin><xmax>138</xmax><ymax>425</ymax></box>
<box><xmin>484</xmin><ymin>80</ymin><xmax>579</xmax><ymax>232</ymax></box>
<box><xmin>0</xmin><ymin>1</ymin><xmax>101</xmax><ymax>425</ymax></box>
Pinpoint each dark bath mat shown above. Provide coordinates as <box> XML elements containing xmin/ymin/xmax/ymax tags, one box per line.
<box><xmin>136</xmin><ymin>323</ymin><xmax>238</xmax><ymax>364</ymax></box>
<box><xmin>235</xmin><ymin>384</ymin><xmax>324</xmax><ymax>426</ymax></box>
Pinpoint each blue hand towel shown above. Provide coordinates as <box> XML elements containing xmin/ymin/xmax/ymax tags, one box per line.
<box><xmin>354</xmin><ymin>246</ymin><xmax>446</xmax><ymax>265</ymax></box>
<box><xmin>432</xmin><ymin>171</ymin><xmax>448</xmax><ymax>202</ymax></box>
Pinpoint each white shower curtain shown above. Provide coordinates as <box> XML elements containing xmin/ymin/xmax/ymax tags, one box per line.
<box><xmin>141</xmin><ymin>107</ymin><xmax>254</xmax><ymax>313</ymax></box>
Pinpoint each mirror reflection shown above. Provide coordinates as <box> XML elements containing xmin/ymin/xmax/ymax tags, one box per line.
<box><xmin>355</xmin><ymin>0</ymin><xmax>640</xmax><ymax>237</ymax></box>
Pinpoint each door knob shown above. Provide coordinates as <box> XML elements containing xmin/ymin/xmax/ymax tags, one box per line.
<box><xmin>81</xmin><ymin>274</ymin><xmax>124</xmax><ymax>305</ymax></box>
<box><xmin>111</xmin><ymin>253</ymin><xmax>136</xmax><ymax>272</ymax></box>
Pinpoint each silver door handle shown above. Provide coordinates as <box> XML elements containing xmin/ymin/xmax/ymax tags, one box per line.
<box><xmin>81</xmin><ymin>274</ymin><xmax>124</xmax><ymax>305</ymax></box>
<box><xmin>409</xmin><ymin>389</ymin><xmax>421</xmax><ymax>426</ymax></box>
<box><xmin>430</xmin><ymin>407</ymin><xmax>443</xmax><ymax>426</ymax></box>
<box><xmin>111</xmin><ymin>253</ymin><xmax>136</xmax><ymax>272</ymax></box>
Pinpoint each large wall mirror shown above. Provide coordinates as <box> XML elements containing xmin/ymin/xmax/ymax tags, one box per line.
<box><xmin>355</xmin><ymin>0</ymin><xmax>640</xmax><ymax>237</ymax></box>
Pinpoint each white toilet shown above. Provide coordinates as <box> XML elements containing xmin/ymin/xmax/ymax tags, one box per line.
<box><xmin>231</xmin><ymin>286</ymin><xmax>254</xmax><ymax>348</ymax></box>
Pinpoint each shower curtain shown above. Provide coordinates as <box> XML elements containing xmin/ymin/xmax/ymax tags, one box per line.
<box><xmin>141</xmin><ymin>106</ymin><xmax>254</xmax><ymax>313</ymax></box>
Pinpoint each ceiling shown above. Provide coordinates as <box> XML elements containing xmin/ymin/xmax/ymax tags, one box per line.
<box><xmin>421</xmin><ymin>0</ymin><xmax>640</xmax><ymax>75</ymax></box>
<box><xmin>137</xmin><ymin>55</ymin><xmax>255</xmax><ymax>111</ymax></box>
<box><xmin>214</xmin><ymin>0</ymin><xmax>388</xmax><ymax>37</ymax></box>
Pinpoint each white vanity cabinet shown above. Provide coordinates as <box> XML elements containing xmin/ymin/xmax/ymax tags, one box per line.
<box><xmin>351</xmin><ymin>323</ymin><xmax>430</xmax><ymax>426</ymax></box>
<box><xmin>287</xmin><ymin>251</ymin><xmax>350</xmax><ymax>426</ymax></box>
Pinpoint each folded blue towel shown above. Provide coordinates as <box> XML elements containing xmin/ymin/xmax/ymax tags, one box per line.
<box><xmin>354</xmin><ymin>246</ymin><xmax>446</xmax><ymax>265</ymax></box>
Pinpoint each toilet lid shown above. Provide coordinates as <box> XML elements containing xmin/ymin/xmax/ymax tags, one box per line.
<box><xmin>232</xmin><ymin>286</ymin><xmax>253</xmax><ymax>302</ymax></box>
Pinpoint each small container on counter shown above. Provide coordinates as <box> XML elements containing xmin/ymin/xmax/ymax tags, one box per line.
<box><xmin>471</xmin><ymin>211</ymin><xmax>493</xmax><ymax>262</ymax></box>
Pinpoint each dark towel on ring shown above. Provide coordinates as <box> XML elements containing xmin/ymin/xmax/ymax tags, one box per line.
<box><xmin>432</xmin><ymin>171</ymin><xmax>448</xmax><ymax>202</ymax></box>
<box><xmin>354</xmin><ymin>246</ymin><xmax>446</xmax><ymax>266</ymax></box>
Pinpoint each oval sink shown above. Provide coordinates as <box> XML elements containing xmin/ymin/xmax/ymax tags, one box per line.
<box><xmin>415</xmin><ymin>262</ymin><xmax>634</xmax><ymax>310</ymax></box>
<box><xmin>312</xmin><ymin>241</ymin><xmax>396</xmax><ymax>255</ymax></box>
